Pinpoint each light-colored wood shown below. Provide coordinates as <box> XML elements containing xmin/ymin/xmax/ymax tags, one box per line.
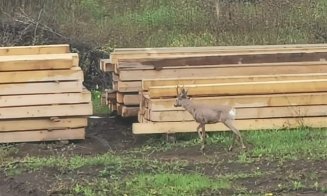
<box><xmin>0</xmin><ymin>92</ymin><xmax>91</xmax><ymax>108</ymax></box>
<box><xmin>132</xmin><ymin>117</ymin><xmax>327</xmax><ymax>134</ymax></box>
<box><xmin>0</xmin><ymin>44</ymin><xmax>70</xmax><ymax>56</ymax></box>
<box><xmin>100</xmin><ymin>59</ymin><xmax>113</xmax><ymax>72</ymax></box>
<box><xmin>0</xmin><ymin>53</ymin><xmax>78</xmax><ymax>71</ymax></box>
<box><xmin>0</xmin><ymin>81</ymin><xmax>83</xmax><ymax>95</ymax></box>
<box><xmin>112</xmin><ymin>73</ymin><xmax>119</xmax><ymax>81</ymax></box>
<box><xmin>123</xmin><ymin>94</ymin><xmax>141</xmax><ymax>105</ymax></box>
<box><xmin>0</xmin><ymin>69</ymin><xmax>83</xmax><ymax>84</ymax></box>
<box><xmin>0</xmin><ymin>128</ymin><xmax>85</xmax><ymax>143</ymax></box>
<box><xmin>122</xmin><ymin>106</ymin><xmax>139</xmax><ymax>117</ymax></box>
<box><xmin>145</xmin><ymin>105</ymin><xmax>327</xmax><ymax>122</ymax></box>
<box><xmin>145</xmin><ymin>92</ymin><xmax>327</xmax><ymax>111</ymax></box>
<box><xmin>119</xmin><ymin>62</ymin><xmax>327</xmax><ymax>81</ymax></box>
<box><xmin>116</xmin><ymin>92</ymin><xmax>124</xmax><ymax>103</ymax></box>
<box><xmin>148</xmin><ymin>79</ymin><xmax>327</xmax><ymax>98</ymax></box>
<box><xmin>118</xmin><ymin>81</ymin><xmax>142</xmax><ymax>92</ymax></box>
<box><xmin>112</xmin><ymin>81</ymin><xmax>118</xmax><ymax>91</ymax></box>
<box><xmin>0</xmin><ymin>117</ymin><xmax>87</xmax><ymax>132</ymax></box>
<box><xmin>113</xmin><ymin>44</ymin><xmax>327</xmax><ymax>52</ymax></box>
<box><xmin>142</xmin><ymin>73</ymin><xmax>327</xmax><ymax>91</ymax></box>
<box><xmin>111</xmin><ymin>48</ymin><xmax>327</xmax><ymax>64</ymax></box>
<box><xmin>0</xmin><ymin>103</ymin><xmax>93</xmax><ymax>119</ymax></box>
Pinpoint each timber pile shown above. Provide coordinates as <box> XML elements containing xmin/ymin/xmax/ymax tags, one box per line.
<box><xmin>100</xmin><ymin>44</ymin><xmax>327</xmax><ymax>119</ymax></box>
<box><xmin>0</xmin><ymin>44</ymin><xmax>92</xmax><ymax>143</ymax></box>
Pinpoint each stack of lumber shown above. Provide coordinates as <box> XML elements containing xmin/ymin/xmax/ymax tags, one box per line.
<box><xmin>0</xmin><ymin>44</ymin><xmax>92</xmax><ymax>143</ymax></box>
<box><xmin>100</xmin><ymin>44</ymin><xmax>327</xmax><ymax>119</ymax></box>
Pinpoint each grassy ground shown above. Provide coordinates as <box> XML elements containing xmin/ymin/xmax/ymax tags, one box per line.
<box><xmin>0</xmin><ymin>124</ymin><xmax>326</xmax><ymax>195</ymax></box>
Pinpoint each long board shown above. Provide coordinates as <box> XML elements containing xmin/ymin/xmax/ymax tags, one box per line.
<box><xmin>142</xmin><ymin>73</ymin><xmax>327</xmax><ymax>91</ymax></box>
<box><xmin>0</xmin><ymin>53</ymin><xmax>78</xmax><ymax>71</ymax></box>
<box><xmin>0</xmin><ymin>68</ymin><xmax>83</xmax><ymax>84</ymax></box>
<box><xmin>148</xmin><ymin>79</ymin><xmax>327</xmax><ymax>98</ymax></box>
<box><xmin>0</xmin><ymin>117</ymin><xmax>87</xmax><ymax>132</ymax></box>
<box><xmin>119</xmin><ymin>62</ymin><xmax>327</xmax><ymax>81</ymax></box>
<box><xmin>145</xmin><ymin>105</ymin><xmax>327</xmax><ymax>122</ymax></box>
<box><xmin>117</xmin><ymin>81</ymin><xmax>142</xmax><ymax>92</ymax></box>
<box><xmin>132</xmin><ymin>117</ymin><xmax>326</xmax><ymax>134</ymax></box>
<box><xmin>0</xmin><ymin>128</ymin><xmax>85</xmax><ymax>143</ymax></box>
<box><xmin>0</xmin><ymin>44</ymin><xmax>70</xmax><ymax>56</ymax></box>
<box><xmin>0</xmin><ymin>103</ymin><xmax>93</xmax><ymax>119</ymax></box>
<box><xmin>0</xmin><ymin>92</ymin><xmax>91</xmax><ymax>107</ymax></box>
<box><xmin>144</xmin><ymin>92</ymin><xmax>327</xmax><ymax>111</ymax></box>
<box><xmin>0</xmin><ymin>81</ymin><xmax>83</xmax><ymax>95</ymax></box>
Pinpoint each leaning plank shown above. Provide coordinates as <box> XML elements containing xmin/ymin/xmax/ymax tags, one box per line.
<box><xmin>119</xmin><ymin>62</ymin><xmax>327</xmax><ymax>81</ymax></box>
<box><xmin>0</xmin><ymin>128</ymin><xmax>85</xmax><ymax>143</ymax></box>
<box><xmin>0</xmin><ymin>53</ymin><xmax>78</xmax><ymax>71</ymax></box>
<box><xmin>0</xmin><ymin>68</ymin><xmax>83</xmax><ymax>84</ymax></box>
<box><xmin>132</xmin><ymin>117</ymin><xmax>327</xmax><ymax>134</ymax></box>
<box><xmin>145</xmin><ymin>92</ymin><xmax>327</xmax><ymax>111</ymax></box>
<box><xmin>122</xmin><ymin>106</ymin><xmax>139</xmax><ymax>117</ymax></box>
<box><xmin>0</xmin><ymin>103</ymin><xmax>93</xmax><ymax>119</ymax></box>
<box><xmin>142</xmin><ymin>73</ymin><xmax>327</xmax><ymax>91</ymax></box>
<box><xmin>148</xmin><ymin>79</ymin><xmax>327</xmax><ymax>98</ymax></box>
<box><xmin>0</xmin><ymin>92</ymin><xmax>91</xmax><ymax>107</ymax></box>
<box><xmin>0</xmin><ymin>81</ymin><xmax>82</xmax><ymax>95</ymax></box>
<box><xmin>145</xmin><ymin>105</ymin><xmax>327</xmax><ymax>122</ymax></box>
<box><xmin>0</xmin><ymin>44</ymin><xmax>70</xmax><ymax>56</ymax></box>
<box><xmin>0</xmin><ymin>117</ymin><xmax>87</xmax><ymax>132</ymax></box>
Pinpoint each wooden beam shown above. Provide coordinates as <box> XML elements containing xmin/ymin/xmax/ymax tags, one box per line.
<box><xmin>112</xmin><ymin>49</ymin><xmax>327</xmax><ymax>64</ymax></box>
<box><xmin>0</xmin><ymin>81</ymin><xmax>83</xmax><ymax>95</ymax></box>
<box><xmin>100</xmin><ymin>59</ymin><xmax>113</xmax><ymax>72</ymax></box>
<box><xmin>148</xmin><ymin>79</ymin><xmax>327</xmax><ymax>98</ymax></box>
<box><xmin>0</xmin><ymin>53</ymin><xmax>78</xmax><ymax>71</ymax></box>
<box><xmin>145</xmin><ymin>92</ymin><xmax>327</xmax><ymax>111</ymax></box>
<box><xmin>0</xmin><ymin>92</ymin><xmax>91</xmax><ymax>108</ymax></box>
<box><xmin>122</xmin><ymin>106</ymin><xmax>139</xmax><ymax>117</ymax></box>
<box><xmin>0</xmin><ymin>117</ymin><xmax>87</xmax><ymax>132</ymax></box>
<box><xmin>119</xmin><ymin>62</ymin><xmax>327</xmax><ymax>81</ymax></box>
<box><xmin>132</xmin><ymin>117</ymin><xmax>327</xmax><ymax>134</ymax></box>
<box><xmin>0</xmin><ymin>68</ymin><xmax>83</xmax><ymax>84</ymax></box>
<box><xmin>0</xmin><ymin>103</ymin><xmax>93</xmax><ymax>119</ymax></box>
<box><xmin>0</xmin><ymin>128</ymin><xmax>85</xmax><ymax>143</ymax></box>
<box><xmin>142</xmin><ymin>73</ymin><xmax>327</xmax><ymax>91</ymax></box>
<box><xmin>118</xmin><ymin>81</ymin><xmax>142</xmax><ymax>92</ymax></box>
<box><xmin>123</xmin><ymin>94</ymin><xmax>141</xmax><ymax>105</ymax></box>
<box><xmin>0</xmin><ymin>44</ymin><xmax>70</xmax><ymax>56</ymax></box>
<box><xmin>146</xmin><ymin>105</ymin><xmax>327</xmax><ymax>122</ymax></box>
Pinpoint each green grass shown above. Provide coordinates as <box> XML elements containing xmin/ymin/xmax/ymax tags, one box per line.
<box><xmin>91</xmin><ymin>90</ymin><xmax>110</xmax><ymax>116</ymax></box>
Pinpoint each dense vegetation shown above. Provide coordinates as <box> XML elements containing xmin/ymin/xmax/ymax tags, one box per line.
<box><xmin>1</xmin><ymin>0</ymin><xmax>327</xmax><ymax>89</ymax></box>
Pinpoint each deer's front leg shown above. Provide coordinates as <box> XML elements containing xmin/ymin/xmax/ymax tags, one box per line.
<box><xmin>196</xmin><ymin>124</ymin><xmax>203</xmax><ymax>141</ymax></box>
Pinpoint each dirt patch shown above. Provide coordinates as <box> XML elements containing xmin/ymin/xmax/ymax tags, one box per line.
<box><xmin>0</xmin><ymin>117</ymin><xmax>326</xmax><ymax>195</ymax></box>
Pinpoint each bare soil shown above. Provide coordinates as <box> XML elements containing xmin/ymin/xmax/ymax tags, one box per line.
<box><xmin>0</xmin><ymin>117</ymin><xmax>326</xmax><ymax>196</ymax></box>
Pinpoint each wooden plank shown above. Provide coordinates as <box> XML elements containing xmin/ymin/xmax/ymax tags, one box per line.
<box><xmin>121</xmin><ymin>106</ymin><xmax>139</xmax><ymax>117</ymax></box>
<box><xmin>142</xmin><ymin>73</ymin><xmax>327</xmax><ymax>91</ymax></box>
<box><xmin>0</xmin><ymin>103</ymin><xmax>93</xmax><ymax>119</ymax></box>
<box><xmin>0</xmin><ymin>81</ymin><xmax>83</xmax><ymax>95</ymax></box>
<box><xmin>116</xmin><ymin>92</ymin><xmax>124</xmax><ymax>103</ymax></box>
<box><xmin>132</xmin><ymin>117</ymin><xmax>327</xmax><ymax>134</ymax></box>
<box><xmin>146</xmin><ymin>105</ymin><xmax>327</xmax><ymax>122</ymax></box>
<box><xmin>118</xmin><ymin>81</ymin><xmax>142</xmax><ymax>92</ymax></box>
<box><xmin>148</xmin><ymin>79</ymin><xmax>327</xmax><ymax>98</ymax></box>
<box><xmin>0</xmin><ymin>117</ymin><xmax>87</xmax><ymax>132</ymax></box>
<box><xmin>119</xmin><ymin>62</ymin><xmax>327</xmax><ymax>81</ymax></box>
<box><xmin>112</xmin><ymin>49</ymin><xmax>327</xmax><ymax>64</ymax></box>
<box><xmin>0</xmin><ymin>53</ymin><xmax>78</xmax><ymax>71</ymax></box>
<box><xmin>112</xmin><ymin>73</ymin><xmax>119</xmax><ymax>81</ymax></box>
<box><xmin>113</xmin><ymin>44</ymin><xmax>327</xmax><ymax>52</ymax></box>
<box><xmin>123</xmin><ymin>94</ymin><xmax>141</xmax><ymax>105</ymax></box>
<box><xmin>0</xmin><ymin>44</ymin><xmax>70</xmax><ymax>56</ymax></box>
<box><xmin>146</xmin><ymin>92</ymin><xmax>327</xmax><ymax>111</ymax></box>
<box><xmin>100</xmin><ymin>59</ymin><xmax>113</xmax><ymax>72</ymax></box>
<box><xmin>0</xmin><ymin>128</ymin><xmax>85</xmax><ymax>143</ymax></box>
<box><xmin>0</xmin><ymin>68</ymin><xmax>83</xmax><ymax>84</ymax></box>
<box><xmin>0</xmin><ymin>92</ymin><xmax>91</xmax><ymax>108</ymax></box>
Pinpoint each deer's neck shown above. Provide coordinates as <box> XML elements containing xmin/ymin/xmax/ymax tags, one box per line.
<box><xmin>181</xmin><ymin>99</ymin><xmax>196</xmax><ymax>115</ymax></box>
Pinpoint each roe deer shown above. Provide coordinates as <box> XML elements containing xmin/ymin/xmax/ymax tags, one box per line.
<box><xmin>174</xmin><ymin>86</ymin><xmax>246</xmax><ymax>153</ymax></box>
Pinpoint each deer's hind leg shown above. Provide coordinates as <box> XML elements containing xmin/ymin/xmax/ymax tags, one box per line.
<box><xmin>200</xmin><ymin>124</ymin><xmax>206</xmax><ymax>154</ymax></box>
<box><xmin>196</xmin><ymin>124</ymin><xmax>203</xmax><ymax>141</ymax></box>
<box><xmin>223</xmin><ymin>120</ymin><xmax>246</xmax><ymax>149</ymax></box>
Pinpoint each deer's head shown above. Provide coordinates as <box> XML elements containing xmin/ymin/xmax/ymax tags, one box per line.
<box><xmin>174</xmin><ymin>85</ymin><xmax>189</xmax><ymax>107</ymax></box>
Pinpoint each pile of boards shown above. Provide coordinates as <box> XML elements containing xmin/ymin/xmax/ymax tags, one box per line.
<box><xmin>100</xmin><ymin>44</ymin><xmax>327</xmax><ymax>134</ymax></box>
<box><xmin>0</xmin><ymin>44</ymin><xmax>92</xmax><ymax>143</ymax></box>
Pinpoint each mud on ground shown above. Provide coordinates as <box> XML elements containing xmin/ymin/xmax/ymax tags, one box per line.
<box><xmin>0</xmin><ymin>117</ymin><xmax>326</xmax><ymax>196</ymax></box>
